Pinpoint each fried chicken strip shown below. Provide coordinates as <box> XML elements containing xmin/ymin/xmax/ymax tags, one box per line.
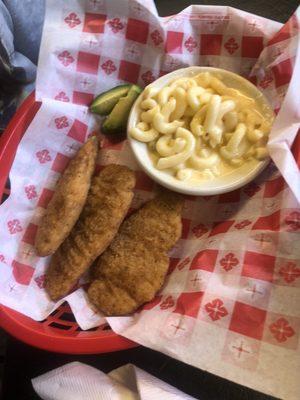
<box><xmin>45</xmin><ymin>164</ymin><xmax>136</xmax><ymax>301</ymax></box>
<box><xmin>88</xmin><ymin>191</ymin><xmax>183</xmax><ymax>316</ymax></box>
<box><xmin>35</xmin><ymin>136</ymin><xmax>99</xmax><ymax>257</ymax></box>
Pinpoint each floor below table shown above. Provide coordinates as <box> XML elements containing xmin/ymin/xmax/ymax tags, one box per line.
<box><xmin>1</xmin><ymin>333</ymin><xmax>277</xmax><ymax>400</ymax></box>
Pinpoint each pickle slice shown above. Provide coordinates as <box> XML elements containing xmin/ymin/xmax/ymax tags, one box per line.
<box><xmin>90</xmin><ymin>84</ymin><xmax>132</xmax><ymax>116</ymax></box>
<box><xmin>102</xmin><ymin>85</ymin><xmax>142</xmax><ymax>134</ymax></box>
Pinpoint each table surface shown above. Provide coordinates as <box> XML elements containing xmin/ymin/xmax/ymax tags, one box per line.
<box><xmin>157</xmin><ymin>0</ymin><xmax>298</xmax><ymax>21</ymax></box>
<box><xmin>1</xmin><ymin>1</ymin><xmax>298</xmax><ymax>399</ymax></box>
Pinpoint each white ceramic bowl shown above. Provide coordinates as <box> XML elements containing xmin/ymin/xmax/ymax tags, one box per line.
<box><xmin>127</xmin><ymin>67</ymin><xmax>273</xmax><ymax>196</ymax></box>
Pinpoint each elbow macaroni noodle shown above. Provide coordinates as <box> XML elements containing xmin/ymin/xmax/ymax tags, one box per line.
<box><xmin>129</xmin><ymin>72</ymin><xmax>273</xmax><ymax>182</ymax></box>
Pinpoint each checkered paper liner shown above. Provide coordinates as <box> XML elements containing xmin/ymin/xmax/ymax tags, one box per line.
<box><xmin>0</xmin><ymin>0</ymin><xmax>300</xmax><ymax>398</ymax></box>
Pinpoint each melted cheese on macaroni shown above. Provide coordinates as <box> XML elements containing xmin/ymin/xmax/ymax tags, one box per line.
<box><xmin>129</xmin><ymin>72</ymin><xmax>274</xmax><ymax>183</ymax></box>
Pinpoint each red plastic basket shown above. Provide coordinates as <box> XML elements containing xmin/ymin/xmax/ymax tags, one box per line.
<box><xmin>0</xmin><ymin>92</ymin><xmax>137</xmax><ymax>354</ymax></box>
<box><xmin>1</xmin><ymin>94</ymin><xmax>299</xmax><ymax>354</ymax></box>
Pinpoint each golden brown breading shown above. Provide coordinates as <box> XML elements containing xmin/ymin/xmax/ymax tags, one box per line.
<box><xmin>45</xmin><ymin>164</ymin><xmax>136</xmax><ymax>301</ymax></box>
<box><xmin>35</xmin><ymin>136</ymin><xmax>99</xmax><ymax>257</ymax></box>
<box><xmin>88</xmin><ymin>191</ymin><xmax>183</xmax><ymax>316</ymax></box>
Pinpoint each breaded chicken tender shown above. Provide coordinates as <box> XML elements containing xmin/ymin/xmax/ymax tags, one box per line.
<box><xmin>45</xmin><ymin>164</ymin><xmax>136</xmax><ymax>301</ymax></box>
<box><xmin>35</xmin><ymin>136</ymin><xmax>99</xmax><ymax>257</ymax></box>
<box><xmin>88</xmin><ymin>191</ymin><xmax>183</xmax><ymax>316</ymax></box>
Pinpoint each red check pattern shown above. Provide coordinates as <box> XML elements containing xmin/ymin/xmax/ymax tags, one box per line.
<box><xmin>68</xmin><ymin>119</ymin><xmax>88</xmax><ymax>143</ymax></box>
<box><xmin>229</xmin><ymin>302</ymin><xmax>267</xmax><ymax>340</ymax></box>
<box><xmin>173</xmin><ymin>292</ymin><xmax>204</xmax><ymax>318</ymax></box>
<box><xmin>22</xmin><ymin>223</ymin><xmax>38</xmax><ymax>246</ymax></box>
<box><xmin>45</xmin><ymin>3</ymin><xmax>300</xmax><ymax>118</ymax></box>
<box><xmin>166</xmin><ymin>31</ymin><xmax>184</xmax><ymax>54</ymax></box>
<box><xmin>77</xmin><ymin>52</ymin><xmax>100</xmax><ymax>74</ymax></box>
<box><xmin>1</xmin><ymin>3</ymin><xmax>300</xmax><ymax>395</ymax></box>
<box><xmin>37</xmin><ymin>188</ymin><xmax>54</xmax><ymax>208</ymax></box>
<box><xmin>51</xmin><ymin>153</ymin><xmax>71</xmax><ymax>173</ymax></box>
<box><xmin>83</xmin><ymin>13</ymin><xmax>106</xmax><ymax>33</ymax></box>
<box><xmin>11</xmin><ymin>260</ymin><xmax>35</xmax><ymax>285</ymax></box>
<box><xmin>126</xmin><ymin>18</ymin><xmax>149</xmax><ymax>44</ymax></box>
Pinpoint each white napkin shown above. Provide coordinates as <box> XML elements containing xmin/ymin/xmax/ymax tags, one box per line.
<box><xmin>32</xmin><ymin>362</ymin><xmax>196</xmax><ymax>400</ymax></box>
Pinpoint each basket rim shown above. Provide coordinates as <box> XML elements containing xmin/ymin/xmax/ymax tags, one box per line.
<box><xmin>0</xmin><ymin>304</ymin><xmax>137</xmax><ymax>354</ymax></box>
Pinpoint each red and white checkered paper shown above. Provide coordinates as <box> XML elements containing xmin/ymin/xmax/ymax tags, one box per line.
<box><xmin>0</xmin><ymin>0</ymin><xmax>300</xmax><ymax>398</ymax></box>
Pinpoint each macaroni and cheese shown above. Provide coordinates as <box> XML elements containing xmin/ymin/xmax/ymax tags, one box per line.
<box><xmin>129</xmin><ymin>72</ymin><xmax>273</xmax><ymax>183</ymax></box>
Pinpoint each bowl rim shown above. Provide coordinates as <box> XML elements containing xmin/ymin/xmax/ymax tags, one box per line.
<box><xmin>127</xmin><ymin>66</ymin><xmax>272</xmax><ymax>196</ymax></box>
